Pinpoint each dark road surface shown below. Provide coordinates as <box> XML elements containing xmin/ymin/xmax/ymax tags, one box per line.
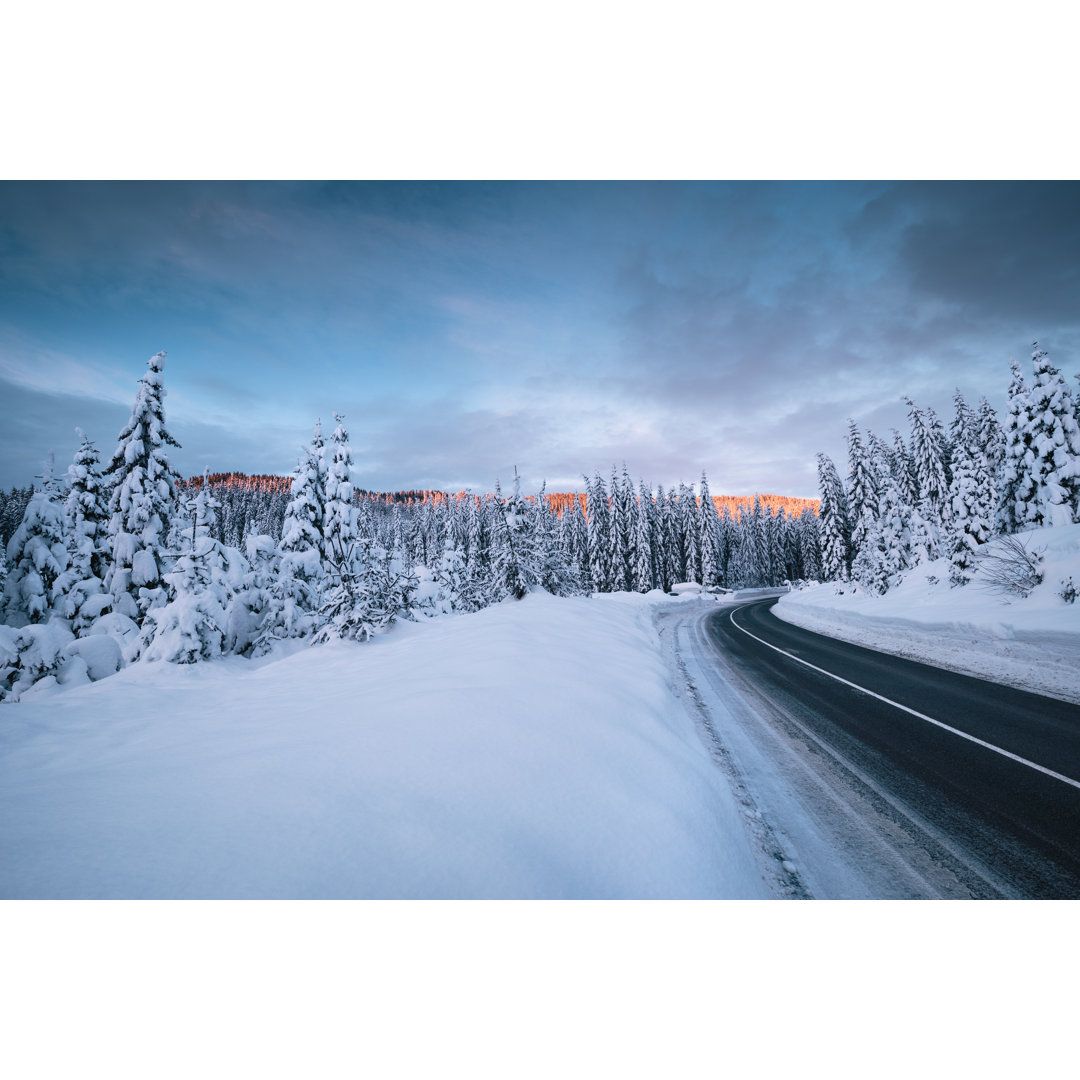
<box><xmin>708</xmin><ymin>599</ymin><xmax>1080</xmax><ymax>898</ymax></box>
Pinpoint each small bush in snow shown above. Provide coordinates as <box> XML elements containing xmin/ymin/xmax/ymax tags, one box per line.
<box><xmin>974</xmin><ymin>534</ymin><xmax>1045</xmax><ymax>600</ymax></box>
<box><xmin>1060</xmin><ymin>577</ymin><xmax>1077</xmax><ymax>604</ymax></box>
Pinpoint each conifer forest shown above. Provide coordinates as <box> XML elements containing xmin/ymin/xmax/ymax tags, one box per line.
<box><xmin>2</xmin><ymin>342</ymin><xmax>1079</xmax><ymax>702</ymax></box>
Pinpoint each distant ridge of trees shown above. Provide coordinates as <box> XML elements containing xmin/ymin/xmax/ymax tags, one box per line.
<box><xmin>181</xmin><ymin>475</ymin><xmax>819</xmax><ymax>519</ymax></box>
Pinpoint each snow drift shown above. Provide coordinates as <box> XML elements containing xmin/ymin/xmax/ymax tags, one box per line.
<box><xmin>775</xmin><ymin>524</ymin><xmax>1080</xmax><ymax>703</ymax></box>
<box><xmin>0</xmin><ymin>592</ymin><xmax>769</xmax><ymax>899</ymax></box>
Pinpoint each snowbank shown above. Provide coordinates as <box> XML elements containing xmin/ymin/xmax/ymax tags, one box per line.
<box><xmin>775</xmin><ymin>525</ymin><xmax>1080</xmax><ymax>703</ymax></box>
<box><xmin>0</xmin><ymin>591</ymin><xmax>768</xmax><ymax>899</ymax></box>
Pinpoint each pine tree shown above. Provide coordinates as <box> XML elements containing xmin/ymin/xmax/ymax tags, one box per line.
<box><xmin>54</xmin><ymin>430</ymin><xmax>111</xmax><ymax>634</ymax></box>
<box><xmin>947</xmin><ymin>391</ymin><xmax>994</xmax><ymax>586</ymax></box>
<box><xmin>259</xmin><ymin>421</ymin><xmax>328</xmax><ymax>647</ymax></box>
<box><xmin>798</xmin><ymin>508</ymin><xmax>822</xmax><ymax>582</ymax></box>
<box><xmin>138</xmin><ymin>475</ymin><xmax>229</xmax><ymax>663</ymax></box>
<box><xmin>586</xmin><ymin>473</ymin><xmax>612</xmax><ymax>592</ymax></box>
<box><xmin>905</xmin><ymin>397</ymin><xmax>949</xmax><ymax>531</ymax></box>
<box><xmin>492</xmin><ymin>468</ymin><xmax>535</xmax><ymax>600</ymax></box>
<box><xmin>103</xmin><ymin>351</ymin><xmax>182</xmax><ymax>620</ymax></box>
<box><xmin>998</xmin><ymin>359</ymin><xmax>1033</xmax><ymax>534</ymax></box>
<box><xmin>631</xmin><ymin>481</ymin><xmax>654</xmax><ymax>592</ymax></box>
<box><xmin>1020</xmin><ymin>343</ymin><xmax>1080</xmax><ymax>527</ymax></box>
<box><xmin>2</xmin><ymin>454</ymin><xmax>69</xmax><ymax>626</ymax></box>
<box><xmin>698</xmin><ymin>471</ymin><xmax>722</xmax><ymax>587</ymax></box>
<box><xmin>816</xmin><ymin>453</ymin><xmax>850</xmax><ymax>582</ymax></box>
<box><xmin>846</xmin><ymin>420</ymin><xmax>880</xmax><ymax>561</ymax></box>
<box><xmin>890</xmin><ymin>429</ymin><xmax>919</xmax><ymax>507</ymax></box>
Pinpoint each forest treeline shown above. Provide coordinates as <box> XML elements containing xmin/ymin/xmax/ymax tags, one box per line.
<box><xmin>3</xmin><ymin>341</ymin><xmax>1077</xmax><ymax>702</ymax></box>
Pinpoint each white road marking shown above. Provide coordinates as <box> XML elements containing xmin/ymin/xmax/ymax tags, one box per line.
<box><xmin>729</xmin><ymin>605</ymin><xmax>1080</xmax><ymax>792</ymax></box>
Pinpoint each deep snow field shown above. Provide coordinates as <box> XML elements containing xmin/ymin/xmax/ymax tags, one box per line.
<box><xmin>0</xmin><ymin>590</ymin><xmax>769</xmax><ymax>899</ymax></box>
<box><xmin>775</xmin><ymin>524</ymin><xmax>1080</xmax><ymax>703</ymax></box>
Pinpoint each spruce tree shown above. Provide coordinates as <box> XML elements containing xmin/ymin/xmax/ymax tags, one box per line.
<box><xmin>586</xmin><ymin>473</ymin><xmax>612</xmax><ymax>592</ymax></box>
<box><xmin>103</xmin><ymin>351</ymin><xmax>182</xmax><ymax>619</ymax></box>
<box><xmin>846</xmin><ymin>420</ymin><xmax>880</xmax><ymax>561</ymax></box>
<box><xmin>905</xmin><ymin>397</ymin><xmax>949</xmax><ymax>531</ymax></box>
<box><xmin>54</xmin><ymin>430</ymin><xmax>111</xmax><ymax>633</ymax></box>
<box><xmin>2</xmin><ymin>454</ymin><xmax>69</xmax><ymax>626</ymax></box>
<box><xmin>139</xmin><ymin>476</ymin><xmax>230</xmax><ymax>663</ymax></box>
<box><xmin>998</xmin><ymin>359</ymin><xmax>1033</xmax><ymax>534</ymax></box>
<box><xmin>816</xmin><ymin>453</ymin><xmax>850</xmax><ymax>582</ymax></box>
<box><xmin>259</xmin><ymin>421</ymin><xmax>328</xmax><ymax>647</ymax></box>
<box><xmin>798</xmin><ymin>508</ymin><xmax>822</xmax><ymax>582</ymax></box>
<box><xmin>698</xmin><ymin>471</ymin><xmax>722</xmax><ymax>587</ymax></box>
<box><xmin>947</xmin><ymin>391</ymin><xmax>993</xmax><ymax>585</ymax></box>
<box><xmin>1021</xmin><ymin>343</ymin><xmax>1080</xmax><ymax>527</ymax></box>
<box><xmin>631</xmin><ymin>481</ymin><xmax>654</xmax><ymax>592</ymax></box>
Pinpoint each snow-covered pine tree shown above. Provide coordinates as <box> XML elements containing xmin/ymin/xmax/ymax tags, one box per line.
<box><xmin>631</xmin><ymin>480</ymin><xmax>654</xmax><ymax>592</ymax></box>
<box><xmin>103</xmin><ymin>351</ymin><xmax>182</xmax><ymax>620</ymax></box>
<box><xmin>1020</xmin><ymin>343</ymin><xmax>1080</xmax><ymax>527</ymax></box>
<box><xmin>138</xmin><ymin>473</ymin><xmax>229</xmax><ymax>664</ymax></box>
<box><xmin>607</xmin><ymin>465</ymin><xmax>631</xmax><ymax>592</ymax></box>
<box><xmin>649</xmin><ymin>487</ymin><xmax>668</xmax><ymax>592</ymax></box>
<box><xmin>586</xmin><ymin>473</ymin><xmax>612</xmax><ymax>592</ymax></box>
<box><xmin>947</xmin><ymin>391</ymin><xmax>994</xmax><ymax>586</ymax></box>
<box><xmin>846</xmin><ymin>420</ymin><xmax>880</xmax><ymax>562</ymax></box>
<box><xmin>678</xmin><ymin>482</ymin><xmax>700</xmax><ymax>584</ymax></box>
<box><xmin>698</xmin><ymin>471</ymin><xmax>722</xmax><ymax>587</ymax></box>
<box><xmin>54</xmin><ymin>430</ymin><xmax>111</xmax><ymax>634</ymax></box>
<box><xmin>317</xmin><ymin>414</ymin><xmax>380</xmax><ymax>640</ymax></box>
<box><xmin>905</xmin><ymin>397</ymin><xmax>949</xmax><ymax>531</ymax></box>
<box><xmin>228</xmin><ymin>534</ymin><xmax>278</xmax><ymax>656</ymax></box>
<box><xmin>890</xmin><ymin>429</ymin><xmax>919</xmax><ymax>508</ymax></box>
<box><xmin>816</xmin><ymin>453</ymin><xmax>850</xmax><ymax>582</ymax></box>
<box><xmin>926</xmin><ymin>405</ymin><xmax>953</xmax><ymax>492</ymax></box>
<box><xmin>322</xmin><ymin>414</ymin><xmax>357</xmax><ymax>568</ymax></box>
<box><xmin>1</xmin><ymin>453</ymin><xmax>69</xmax><ymax>626</ymax></box>
<box><xmin>798</xmin><ymin>508</ymin><xmax>822</xmax><ymax>582</ymax></box>
<box><xmin>998</xmin><ymin>359</ymin><xmax>1033</xmax><ymax>534</ymax></box>
<box><xmin>492</xmin><ymin>468</ymin><xmax>535</xmax><ymax>600</ymax></box>
<box><xmin>258</xmin><ymin>421</ymin><xmax>329</xmax><ymax>648</ymax></box>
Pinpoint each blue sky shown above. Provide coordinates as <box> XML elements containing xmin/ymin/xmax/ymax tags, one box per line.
<box><xmin>1</xmin><ymin>180</ymin><xmax>1078</xmax><ymax>498</ymax></box>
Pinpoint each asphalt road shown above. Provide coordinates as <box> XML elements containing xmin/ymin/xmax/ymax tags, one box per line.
<box><xmin>708</xmin><ymin>598</ymin><xmax>1080</xmax><ymax>898</ymax></box>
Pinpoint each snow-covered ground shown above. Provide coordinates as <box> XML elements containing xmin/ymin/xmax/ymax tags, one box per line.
<box><xmin>775</xmin><ymin>524</ymin><xmax>1080</xmax><ymax>703</ymax></box>
<box><xmin>0</xmin><ymin>591</ymin><xmax>770</xmax><ymax>899</ymax></box>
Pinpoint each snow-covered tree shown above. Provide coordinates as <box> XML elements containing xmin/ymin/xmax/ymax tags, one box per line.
<box><xmin>2</xmin><ymin>454</ymin><xmax>69</xmax><ymax>626</ymax></box>
<box><xmin>586</xmin><ymin>473</ymin><xmax>612</xmax><ymax>592</ymax></box>
<box><xmin>698</xmin><ymin>471</ymin><xmax>722</xmax><ymax>587</ymax></box>
<box><xmin>905</xmin><ymin>397</ymin><xmax>950</xmax><ymax>531</ymax></box>
<box><xmin>846</xmin><ymin>420</ymin><xmax>880</xmax><ymax>558</ymax></box>
<box><xmin>631</xmin><ymin>481</ymin><xmax>654</xmax><ymax>592</ymax></box>
<box><xmin>998</xmin><ymin>359</ymin><xmax>1033</xmax><ymax>534</ymax></box>
<box><xmin>890</xmin><ymin>429</ymin><xmax>919</xmax><ymax>508</ymax></box>
<box><xmin>103</xmin><ymin>351</ymin><xmax>182</xmax><ymax>619</ymax></box>
<box><xmin>798</xmin><ymin>508</ymin><xmax>822</xmax><ymax>582</ymax></box>
<box><xmin>492</xmin><ymin>468</ymin><xmax>536</xmax><ymax>600</ymax></box>
<box><xmin>138</xmin><ymin>476</ymin><xmax>230</xmax><ymax>664</ymax></box>
<box><xmin>1019</xmin><ymin>343</ymin><xmax>1080</xmax><ymax>527</ymax></box>
<box><xmin>947</xmin><ymin>391</ymin><xmax>994</xmax><ymax>586</ymax></box>
<box><xmin>816</xmin><ymin>453</ymin><xmax>850</xmax><ymax>582</ymax></box>
<box><xmin>259</xmin><ymin>422</ymin><xmax>328</xmax><ymax>647</ymax></box>
<box><xmin>54</xmin><ymin>430</ymin><xmax>111</xmax><ymax>633</ymax></box>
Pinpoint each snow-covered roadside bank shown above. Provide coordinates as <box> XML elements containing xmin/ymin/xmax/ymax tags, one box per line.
<box><xmin>0</xmin><ymin>591</ymin><xmax>769</xmax><ymax>899</ymax></box>
<box><xmin>774</xmin><ymin>525</ymin><xmax>1080</xmax><ymax>704</ymax></box>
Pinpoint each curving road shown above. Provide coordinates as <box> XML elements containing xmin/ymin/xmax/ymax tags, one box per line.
<box><xmin>701</xmin><ymin>598</ymin><xmax>1080</xmax><ymax>898</ymax></box>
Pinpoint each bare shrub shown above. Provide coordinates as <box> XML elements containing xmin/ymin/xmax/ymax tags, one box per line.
<box><xmin>974</xmin><ymin>534</ymin><xmax>1045</xmax><ymax>600</ymax></box>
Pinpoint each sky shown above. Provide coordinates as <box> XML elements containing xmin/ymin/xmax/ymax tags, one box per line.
<box><xmin>1</xmin><ymin>180</ymin><xmax>1078</xmax><ymax>499</ymax></box>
